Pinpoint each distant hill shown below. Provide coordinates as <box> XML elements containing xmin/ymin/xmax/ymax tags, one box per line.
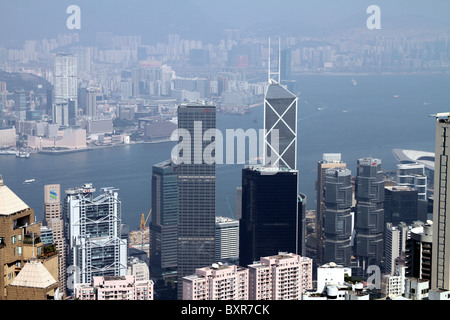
<box><xmin>0</xmin><ymin>70</ymin><xmax>52</xmax><ymax>93</ymax></box>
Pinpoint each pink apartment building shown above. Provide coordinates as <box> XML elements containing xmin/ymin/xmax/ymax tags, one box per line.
<box><xmin>183</xmin><ymin>263</ymin><xmax>249</xmax><ymax>300</ymax></box>
<box><xmin>248</xmin><ymin>252</ymin><xmax>313</xmax><ymax>300</ymax></box>
<box><xmin>183</xmin><ymin>253</ymin><xmax>313</xmax><ymax>300</ymax></box>
<box><xmin>75</xmin><ymin>275</ymin><xmax>154</xmax><ymax>300</ymax></box>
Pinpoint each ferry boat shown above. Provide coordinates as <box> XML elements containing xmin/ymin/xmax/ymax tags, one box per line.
<box><xmin>23</xmin><ymin>178</ymin><xmax>36</xmax><ymax>184</ymax></box>
<box><xmin>16</xmin><ymin>150</ymin><xmax>30</xmax><ymax>158</ymax></box>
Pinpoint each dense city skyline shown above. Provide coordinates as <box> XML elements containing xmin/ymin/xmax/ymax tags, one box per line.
<box><xmin>1</xmin><ymin>1</ymin><xmax>450</xmax><ymax>315</ymax></box>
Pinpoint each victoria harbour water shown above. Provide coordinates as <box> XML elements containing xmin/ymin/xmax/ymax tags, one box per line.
<box><xmin>2</xmin><ymin>74</ymin><xmax>449</xmax><ymax>230</ymax></box>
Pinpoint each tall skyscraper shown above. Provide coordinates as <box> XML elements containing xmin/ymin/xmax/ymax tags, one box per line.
<box><xmin>53</xmin><ymin>53</ymin><xmax>78</xmax><ymax>117</ymax></box>
<box><xmin>298</xmin><ymin>193</ymin><xmax>307</xmax><ymax>257</ymax></box>
<box><xmin>64</xmin><ymin>183</ymin><xmax>127</xmax><ymax>294</ymax></box>
<box><xmin>86</xmin><ymin>87</ymin><xmax>97</xmax><ymax>118</ymax></box>
<box><xmin>43</xmin><ymin>184</ymin><xmax>67</xmax><ymax>295</ymax></box>
<box><xmin>13</xmin><ymin>89</ymin><xmax>27</xmax><ymax>121</ymax></box>
<box><xmin>354</xmin><ymin>157</ymin><xmax>385</xmax><ymax>268</ymax></box>
<box><xmin>322</xmin><ymin>167</ymin><xmax>353</xmax><ymax>267</ymax></box>
<box><xmin>0</xmin><ymin>81</ymin><xmax>6</xmax><ymax>127</ymax></box>
<box><xmin>432</xmin><ymin>113</ymin><xmax>450</xmax><ymax>290</ymax></box>
<box><xmin>384</xmin><ymin>222</ymin><xmax>402</xmax><ymax>276</ymax></box>
<box><xmin>408</xmin><ymin>221</ymin><xmax>433</xmax><ymax>282</ymax></box>
<box><xmin>264</xmin><ymin>39</ymin><xmax>297</xmax><ymax>170</ymax></box>
<box><xmin>263</xmin><ymin>82</ymin><xmax>297</xmax><ymax>170</ymax></box>
<box><xmin>384</xmin><ymin>186</ymin><xmax>418</xmax><ymax>225</ymax></box>
<box><xmin>235</xmin><ymin>186</ymin><xmax>242</xmax><ymax>220</ymax></box>
<box><xmin>215</xmin><ymin>216</ymin><xmax>239</xmax><ymax>262</ymax></box>
<box><xmin>239</xmin><ymin>166</ymin><xmax>299</xmax><ymax>268</ymax></box>
<box><xmin>52</xmin><ymin>102</ymin><xmax>69</xmax><ymax>127</ymax></box>
<box><xmin>149</xmin><ymin>159</ymin><xmax>178</xmax><ymax>282</ymax></box>
<box><xmin>175</xmin><ymin>102</ymin><xmax>216</xmax><ymax>299</ymax></box>
<box><xmin>315</xmin><ymin>153</ymin><xmax>347</xmax><ymax>264</ymax></box>
<box><xmin>239</xmin><ymin>40</ymin><xmax>301</xmax><ymax>269</ymax></box>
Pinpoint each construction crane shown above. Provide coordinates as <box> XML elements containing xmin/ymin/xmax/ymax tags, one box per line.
<box><xmin>140</xmin><ymin>209</ymin><xmax>152</xmax><ymax>230</ymax></box>
<box><xmin>225</xmin><ymin>196</ymin><xmax>235</xmax><ymax>219</ymax></box>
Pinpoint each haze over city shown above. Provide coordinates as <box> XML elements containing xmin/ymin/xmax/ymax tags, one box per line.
<box><xmin>1</xmin><ymin>0</ymin><xmax>450</xmax><ymax>44</ymax></box>
<box><xmin>0</xmin><ymin>0</ymin><xmax>449</xmax><ymax>313</ymax></box>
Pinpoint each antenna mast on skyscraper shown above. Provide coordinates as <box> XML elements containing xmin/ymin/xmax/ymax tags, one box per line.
<box><xmin>268</xmin><ymin>37</ymin><xmax>281</xmax><ymax>84</ymax></box>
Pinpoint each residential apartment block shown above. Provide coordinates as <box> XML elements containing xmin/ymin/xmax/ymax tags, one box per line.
<box><xmin>183</xmin><ymin>263</ymin><xmax>248</xmax><ymax>300</ymax></box>
<box><xmin>75</xmin><ymin>275</ymin><xmax>154</xmax><ymax>300</ymax></box>
<box><xmin>248</xmin><ymin>253</ymin><xmax>313</xmax><ymax>300</ymax></box>
<box><xmin>183</xmin><ymin>253</ymin><xmax>312</xmax><ymax>300</ymax></box>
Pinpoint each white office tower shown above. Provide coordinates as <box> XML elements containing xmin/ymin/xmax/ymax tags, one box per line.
<box><xmin>64</xmin><ymin>183</ymin><xmax>127</xmax><ymax>293</ymax></box>
<box><xmin>432</xmin><ymin>113</ymin><xmax>450</xmax><ymax>291</ymax></box>
<box><xmin>53</xmin><ymin>53</ymin><xmax>78</xmax><ymax>116</ymax></box>
<box><xmin>396</xmin><ymin>162</ymin><xmax>427</xmax><ymax>200</ymax></box>
<box><xmin>52</xmin><ymin>102</ymin><xmax>69</xmax><ymax>127</ymax></box>
<box><xmin>215</xmin><ymin>216</ymin><xmax>239</xmax><ymax>262</ymax></box>
<box><xmin>385</xmin><ymin>223</ymin><xmax>402</xmax><ymax>275</ymax></box>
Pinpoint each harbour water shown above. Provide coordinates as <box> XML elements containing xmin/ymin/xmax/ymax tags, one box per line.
<box><xmin>1</xmin><ymin>74</ymin><xmax>449</xmax><ymax>230</ymax></box>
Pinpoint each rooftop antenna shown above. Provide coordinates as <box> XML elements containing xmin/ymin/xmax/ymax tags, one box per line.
<box><xmin>268</xmin><ymin>37</ymin><xmax>281</xmax><ymax>84</ymax></box>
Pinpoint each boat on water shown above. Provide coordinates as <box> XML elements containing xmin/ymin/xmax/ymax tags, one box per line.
<box><xmin>351</xmin><ymin>79</ymin><xmax>357</xmax><ymax>86</ymax></box>
<box><xmin>16</xmin><ymin>150</ymin><xmax>30</xmax><ymax>158</ymax></box>
<box><xmin>23</xmin><ymin>178</ymin><xmax>36</xmax><ymax>184</ymax></box>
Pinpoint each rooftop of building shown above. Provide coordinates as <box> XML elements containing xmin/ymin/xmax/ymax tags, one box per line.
<box><xmin>178</xmin><ymin>101</ymin><xmax>215</xmax><ymax>109</ymax></box>
<box><xmin>65</xmin><ymin>183</ymin><xmax>96</xmax><ymax>195</ymax></box>
<box><xmin>153</xmin><ymin>158</ymin><xmax>175</xmax><ymax>169</ymax></box>
<box><xmin>10</xmin><ymin>257</ymin><xmax>57</xmax><ymax>289</ymax></box>
<box><xmin>325</xmin><ymin>167</ymin><xmax>351</xmax><ymax>176</ymax></box>
<box><xmin>244</xmin><ymin>164</ymin><xmax>297</xmax><ymax>173</ymax></box>
<box><xmin>0</xmin><ymin>175</ymin><xmax>30</xmax><ymax>216</ymax></box>
<box><xmin>265</xmin><ymin>82</ymin><xmax>296</xmax><ymax>100</ymax></box>
<box><xmin>358</xmin><ymin>157</ymin><xmax>382</xmax><ymax>166</ymax></box>
<box><xmin>269</xmin><ymin>252</ymin><xmax>296</xmax><ymax>260</ymax></box>
<box><xmin>392</xmin><ymin>149</ymin><xmax>434</xmax><ymax>170</ymax></box>
<box><xmin>215</xmin><ymin>216</ymin><xmax>238</xmax><ymax>224</ymax></box>
<box><xmin>320</xmin><ymin>262</ymin><xmax>344</xmax><ymax>269</ymax></box>
<box><xmin>385</xmin><ymin>185</ymin><xmax>415</xmax><ymax>192</ymax></box>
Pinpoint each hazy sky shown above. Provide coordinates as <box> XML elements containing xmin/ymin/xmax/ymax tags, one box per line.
<box><xmin>0</xmin><ymin>0</ymin><xmax>449</xmax><ymax>45</ymax></box>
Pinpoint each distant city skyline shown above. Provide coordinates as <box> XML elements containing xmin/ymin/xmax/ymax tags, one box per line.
<box><xmin>0</xmin><ymin>0</ymin><xmax>449</xmax><ymax>45</ymax></box>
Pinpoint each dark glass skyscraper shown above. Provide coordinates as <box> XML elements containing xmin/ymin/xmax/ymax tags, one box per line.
<box><xmin>354</xmin><ymin>157</ymin><xmax>385</xmax><ymax>267</ymax></box>
<box><xmin>239</xmin><ymin>166</ymin><xmax>299</xmax><ymax>267</ymax></box>
<box><xmin>322</xmin><ymin>167</ymin><xmax>353</xmax><ymax>267</ymax></box>
<box><xmin>384</xmin><ymin>185</ymin><xmax>418</xmax><ymax>225</ymax></box>
<box><xmin>175</xmin><ymin>102</ymin><xmax>216</xmax><ymax>299</ymax></box>
<box><xmin>315</xmin><ymin>153</ymin><xmax>347</xmax><ymax>264</ymax></box>
<box><xmin>150</xmin><ymin>159</ymin><xmax>178</xmax><ymax>282</ymax></box>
